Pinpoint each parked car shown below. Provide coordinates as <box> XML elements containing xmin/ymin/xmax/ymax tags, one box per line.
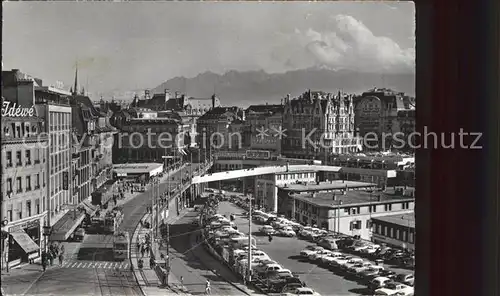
<box><xmin>359</xmin><ymin>244</ymin><xmax>381</xmax><ymax>254</ymax></box>
<box><xmin>357</xmin><ymin>266</ymin><xmax>385</xmax><ymax>279</ymax></box>
<box><xmin>319</xmin><ymin>252</ymin><xmax>344</xmax><ymax>266</ymax></box>
<box><xmin>308</xmin><ymin>249</ymin><xmax>333</xmax><ymax>262</ymax></box>
<box><xmin>346</xmin><ymin>261</ymin><xmax>374</xmax><ymax>275</ymax></box>
<box><xmin>280</xmin><ymin>282</ymin><xmax>305</xmax><ymax>294</ymax></box>
<box><xmin>317</xmin><ymin>238</ymin><xmax>339</xmax><ymax>250</ymax></box>
<box><xmin>276</xmin><ymin>227</ymin><xmax>296</xmax><ymax>237</ymax></box>
<box><xmin>253</xmin><ymin>260</ymin><xmax>278</xmax><ymax>273</ymax></box>
<box><xmin>299</xmin><ymin>246</ymin><xmax>324</xmax><ymax>258</ymax></box>
<box><xmin>374</xmin><ymin>282</ymin><xmax>414</xmax><ymax>295</ymax></box>
<box><xmin>328</xmin><ymin>255</ymin><xmax>357</xmax><ymax>269</ymax></box>
<box><xmin>259</xmin><ymin>225</ymin><xmax>276</xmax><ymax>235</ymax></box>
<box><xmin>369</xmin><ymin>276</ymin><xmax>392</xmax><ymax>290</ymax></box>
<box><xmin>395</xmin><ymin>273</ymin><xmax>415</xmax><ymax>286</ymax></box>
<box><xmin>283</xmin><ymin>287</ymin><xmax>321</xmax><ymax>296</ymax></box>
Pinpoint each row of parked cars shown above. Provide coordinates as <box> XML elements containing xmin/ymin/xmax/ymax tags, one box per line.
<box><xmin>203</xmin><ymin>211</ymin><xmax>322</xmax><ymax>296</ymax></box>
<box><xmin>299</xmin><ymin>245</ymin><xmax>414</xmax><ymax>296</ymax></box>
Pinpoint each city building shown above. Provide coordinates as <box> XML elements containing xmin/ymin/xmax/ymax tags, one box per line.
<box><xmin>280</xmin><ymin>187</ymin><xmax>415</xmax><ymax>240</ymax></box>
<box><xmin>196</xmin><ymin>106</ymin><xmax>245</xmax><ymax>155</ymax></box>
<box><xmin>281</xmin><ymin>90</ymin><xmax>362</xmax><ymax>160</ymax></box>
<box><xmin>371</xmin><ymin>212</ymin><xmax>415</xmax><ymax>250</ymax></box>
<box><xmin>254</xmin><ymin>170</ymin><xmax>318</xmax><ymax>213</ymax></box>
<box><xmin>2</xmin><ymin>69</ymin><xmax>75</xmax><ymax>230</ymax></box>
<box><xmin>1</xmin><ymin>113</ymin><xmax>48</xmax><ymax>268</ymax></box>
<box><xmin>112</xmin><ymin>108</ymin><xmax>190</xmax><ymax>165</ymax></box>
<box><xmin>324</xmin><ymin>152</ymin><xmax>415</xmax><ymax>187</ymax></box>
<box><xmin>132</xmin><ymin>90</ymin><xmax>221</xmax><ymax>137</ymax></box>
<box><xmin>244</xmin><ymin>104</ymin><xmax>284</xmax><ymax>153</ymax></box>
<box><xmin>354</xmin><ymin>88</ymin><xmax>415</xmax><ymax>150</ymax></box>
<box><xmin>395</xmin><ymin>109</ymin><xmax>416</xmax><ymax>150</ymax></box>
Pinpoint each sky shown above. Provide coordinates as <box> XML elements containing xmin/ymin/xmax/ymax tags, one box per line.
<box><xmin>3</xmin><ymin>2</ymin><xmax>415</xmax><ymax>98</ymax></box>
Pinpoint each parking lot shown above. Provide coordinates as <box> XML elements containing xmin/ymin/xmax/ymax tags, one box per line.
<box><xmin>218</xmin><ymin>201</ymin><xmax>367</xmax><ymax>296</ymax></box>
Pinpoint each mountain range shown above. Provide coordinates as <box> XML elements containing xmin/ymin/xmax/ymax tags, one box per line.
<box><xmin>152</xmin><ymin>67</ymin><xmax>415</xmax><ymax>107</ymax></box>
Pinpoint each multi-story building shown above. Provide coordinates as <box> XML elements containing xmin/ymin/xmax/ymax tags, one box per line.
<box><xmin>132</xmin><ymin>90</ymin><xmax>221</xmax><ymax>137</ymax></box>
<box><xmin>354</xmin><ymin>88</ymin><xmax>415</xmax><ymax>150</ymax></box>
<box><xmin>282</xmin><ymin>90</ymin><xmax>362</xmax><ymax>160</ymax></box>
<box><xmin>371</xmin><ymin>212</ymin><xmax>415</xmax><ymax>251</ymax></box>
<box><xmin>2</xmin><ymin>69</ymin><xmax>75</xmax><ymax>232</ymax></box>
<box><xmin>254</xmin><ymin>170</ymin><xmax>318</xmax><ymax>213</ymax></box>
<box><xmin>279</xmin><ymin>187</ymin><xmax>415</xmax><ymax>240</ymax></box>
<box><xmin>112</xmin><ymin>108</ymin><xmax>189</xmax><ymax>164</ymax></box>
<box><xmin>395</xmin><ymin>109</ymin><xmax>416</xmax><ymax>150</ymax></box>
<box><xmin>244</xmin><ymin>104</ymin><xmax>284</xmax><ymax>153</ymax></box>
<box><xmin>196</xmin><ymin>106</ymin><xmax>245</xmax><ymax>155</ymax></box>
<box><xmin>1</xmin><ymin>113</ymin><xmax>48</xmax><ymax>268</ymax></box>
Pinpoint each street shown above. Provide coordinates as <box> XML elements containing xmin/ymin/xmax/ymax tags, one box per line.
<box><xmin>14</xmin><ymin>164</ymin><xmax>201</xmax><ymax>296</ymax></box>
<box><xmin>218</xmin><ymin>201</ymin><xmax>365</xmax><ymax>296</ymax></box>
<box><xmin>168</xmin><ymin>209</ymin><xmax>248</xmax><ymax>295</ymax></box>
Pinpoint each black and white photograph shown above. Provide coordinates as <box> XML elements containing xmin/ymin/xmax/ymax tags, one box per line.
<box><xmin>1</xmin><ymin>2</ymin><xmax>416</xmax><ymax>296</ymax></box>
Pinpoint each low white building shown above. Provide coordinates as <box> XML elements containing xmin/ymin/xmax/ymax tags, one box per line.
<box><xmin>255</xmin><ymin>171</ymin><xmax>317</xmax><ymax>213</ymax></box>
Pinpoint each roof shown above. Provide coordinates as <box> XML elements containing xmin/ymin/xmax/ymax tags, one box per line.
<box><xmin>112</xmin><ymin>163</ymin><xmax>163</xmax><ymax>174</ymax></box>
<box><xmin>371</xmin><ymin>213</ymin><xmax>415</xmax><ymax>228</ymax></box>
<box><xmin>291</xmin><ymin>188</ymin><xmax>415</xmax><ymax>208</ymax></box>
<box><xmin>246</xmin><ymin>104</ymin><xmax>284</xmax><ymax>114</ymax></box>
<box><xmin>278</xmin><ymin>181</ymin><xmax>378</xmax><ymax>192</ymax></box>
<box><xmin>73</xmin><ymin>95</ymin><xmax>101</xmax><ymax>117</ymax></box>
<box><xmin>197</xmin><ymin>106</ymin><xmax>241</xmax><ymax>121</ymax></box>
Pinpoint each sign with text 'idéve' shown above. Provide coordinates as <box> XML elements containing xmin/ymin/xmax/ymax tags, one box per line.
<box><xmin>2</xmin><ymin>101</ymin><xmax>36</xmax><ymax>117</ymax></box>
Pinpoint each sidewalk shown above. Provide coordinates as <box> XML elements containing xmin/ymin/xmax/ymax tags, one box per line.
<box><xmin>131</xmin><ymin>212</ymin><xmax>192</xmax><ymax>296</ymax></box>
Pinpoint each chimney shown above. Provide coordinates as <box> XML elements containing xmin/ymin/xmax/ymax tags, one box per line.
<box><xmin>377</xmin><ymin>195</ymin><xmax>382</xmax><ymax>202</ymax></box>
<box><xmin>211</xmin><ymin>94</ymin><xmax>216</xmax><ymax>109</ymax></box>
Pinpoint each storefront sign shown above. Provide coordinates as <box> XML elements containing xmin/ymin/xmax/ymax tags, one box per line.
<box><xmin>2</xmin><ymin>101</ymin><xmax>36</xmax><ymax>117</ymax></box>
<box><xmin>9</xmin><ymin>219</ymin><xmax>40</xmax><ymax>232</ymax></box>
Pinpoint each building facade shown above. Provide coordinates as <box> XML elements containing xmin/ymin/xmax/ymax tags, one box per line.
<box><xmin>282</xmin><ymin>90</ymin><xmax>362</xmax><ymax>160</ymax></box>
<box><xmin>196</xmin><ymin>106</ymin><xmax>245</xmax><ymax>155</ymax></box>
<box><xmin>354</xmin><ymin>88</ymin><xmax>415</xmax><ymax>150</ymax></box>
<box><xmin>244</xmin><ymin>104</ymin><xmax>284</xmax><ymax>153</ymax></box>
<box><xmin>1</xmin><ymin>113</ymin><xmax>48</xmax><ymax>268</ymax></box>
<box><xmin>371</xmin><ymin>213</ymin><xmax>415</xmax><ymax>251</ymax></box>
<box><xmin>112</xmin><ymin>109</ymin><xmax>189</xmax><ymax>164</ymax></box>
<box><xmin>280</xmin><ymin>188</ymin><xmax>415</xmax><ymax>240</ymax></box>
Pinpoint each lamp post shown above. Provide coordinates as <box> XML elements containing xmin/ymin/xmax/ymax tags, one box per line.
<box><xmin>247</xmin><ymin>195</ymin><xmax>252</xmax><ymax>284</ymax></box>
<box><xmin>1</xmin><ymin>219</ymin><xmax>9</xmax><ymax>272</ymax></box>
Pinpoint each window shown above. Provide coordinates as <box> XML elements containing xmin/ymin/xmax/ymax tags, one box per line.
<box><xmin>369</xmin><ymin>205</ymin><xmax>377</xmax><ymax>213</ymax></box>
<box><xmin>344</xmin><ymin>208</ymin><xmax>350</xmax><ymax>214</ymax></box>
<box><xmin>409</xmin><ymin>232</ymin><xmax>414</xmax><ymax>243</ymax></box>
<box><xmin>366</xmin><ymin>219</ymin><xmax>372</xmax><ymax>229</ymax></box>
<box><xmin>390</xmin><ymin>227</ymin><xmax>394</xmax><ymax>238</ymax></box>
<box><xmin>26</xmin><ymin>201</ymin><xmax>32</xmax><ymax>217</ymax></box>
<box><xmin>36</xmin><ymin>199</ymin><xmax>40</xmax><ymax>214</ymax></box>
<box><xmin>377</xmin><ymin>224</ymin><xmax>382</xmax><ymax>234</ymax></box>
<box><xmin>396</xmin><ymin>229</ymin><xmax>400</xmax><ymax>240</ymax></box>
<box><xmin>16</xmin><ymin>151</ymin><xmax>22</xmax><ymax>166</ymax></box>
<box><xmin>384</xmin><ymin>204</ymin><xmax>393</xmax><ymax>211</ymax></box>
<box><xmin>7</xmin><ymin>210</ymin><xmax>12</xmax><ymax>222</ymax></box>
<box><xmin>25</xmin><ymin>150</ymin><xmax>32</xmax><ymax>165</ymax></box>
<box><xmin>402</xmin><ymin>231</ymin><xmax>407</xmax><ymax>242</ymax></box>
<box><xmin>35</xmin><ymin>174</ymin><xmax>40</xmax><ymax>189</ymax></box>
<box><xmin>17</xmin><ymin>203</ymin><xmax>22</xmax><ymax>220</ymax></box>
<box><xmin>16</xmin><ymin>177</ymin><xmax>22</xmax><ymax>193</ymax></box>
<box><xmin>402</xmin><ymin>202</ymin><xmax>410</xmax><ymax>210</ymax></box>
<box><xmin>26</xmin><ymin>176</ymin><xmax>32</xmax><ymax>191</ymax></box>
<box><xmin>6</xmin><ymin>151</ymin><xmax>13</xmax><ymax>167</ymax></box>
<box><xmin>383</xmin><ymin>226</ymin><xmax>388</xmax><ymax>236</ymax></box>
<box><xmin>34</xmin><ymin>149</ymin><xmax>40</xmax><ymax>164</ymax></box>
<box><xmin>6</xmin><ymin>178</ymin><xmax>12</xmax><ymax>194</ymax></box>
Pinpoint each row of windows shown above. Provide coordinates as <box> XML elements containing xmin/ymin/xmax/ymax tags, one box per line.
<box><xmin>50</xmin><ymin>132</ymin><xmax>71</xmax><ymax>153</ymax></box>
<box><xmin>276</xmin><ymin>172</ymin><xmax>315</xmax><ymax>180</ymax></box>
<box><xmin>4</xmin><ymin>199</ymin><xmax>42</xmax><ymax>222</ymax></box>
<box><xmin>50</xmin><ymin>151</ymin><xmax>71</xmax><ymax>175</ymax></box>
<box><xmin>5</xmin><ymin>173</ymin><xmax>45</xmax><ymax>194</ymax></box>
<box><xmin>5</xmin><ymin>149</ymin><xmax>44</xmax><ymax>168</ymax></box>
<box><xmin>374</xmin><ymin>223</ymin><xmax>415</xmax><ymax>243</ymax></box>
<box><xmin>49</xmin><ymin>111</ymin><xmax>71</xmax><ymax>131</ymax></box>
<box><xmin>3</xmin><ymin>122</ymin><xmax>40</xmax><ymax>138</ymax></box>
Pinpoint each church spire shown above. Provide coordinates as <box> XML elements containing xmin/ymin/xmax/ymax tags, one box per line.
<box><xmin>73</xmin><ymin>62</ymin><xmax>78</xmax><ymax>95</ymax></box>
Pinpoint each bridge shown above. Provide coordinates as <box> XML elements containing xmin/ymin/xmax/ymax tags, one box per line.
<box><xmin>191</xmin><ymin>164</ymin><xmax>342</xmax><ymax>184</ymax></box>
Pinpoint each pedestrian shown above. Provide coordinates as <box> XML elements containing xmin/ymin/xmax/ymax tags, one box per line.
<box><xmin>149</xmin><ymin>257</ymin><xmax>155</xmax><ymax>269</ymax></box>
<box><xmin>140</xmin><ymin>245</ymin><xmax>145</xmax><ymax>258</ymax></box>
<box><xmin>137</xmin><ymin>242</ymin><xmax>141</xmax><ymax>253</ymax></box>
<box><xmin>48</xmin><ymin>252</ymin><xmax>54</xmax><ymax>266</ymax></box>
<box><xmin>180</xmin><ymin>276</ymin><xmax>184</xmax><ymax>286</ymax></box>
<box><xmin>58</xmin><ymin>253</ymin><xmax>64</xmax><ymax>266</ymax></box>
<box><xmin>144</xmin><ymin>243</ymin><xmax>149</xmax><ymax>255</ymax></box>
<box><xmin>41</xmin><ymin>251</ymin><xmax>47</xmax><ymax>272</ymax></box>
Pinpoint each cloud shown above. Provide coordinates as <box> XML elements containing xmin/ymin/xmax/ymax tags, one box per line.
<box><xmin>296</xmin><ymin>15</ymin><xmax>415</xmax><ymax>73</ymax></box>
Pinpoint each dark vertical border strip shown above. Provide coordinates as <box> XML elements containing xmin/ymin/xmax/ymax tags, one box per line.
<box><xmin>417</xmin><ymin>0</ymin><xmax>500</xmax><ymax>295</ymax></box>
<box><xmin>414</xmin><ymin>1</ymin><xmax>431</xmax><ymax>296</ymax></box>
<box><xmin>484</xmin><ymin>0</ymin><xmax>500</xmax><ymax>295</ymax></box>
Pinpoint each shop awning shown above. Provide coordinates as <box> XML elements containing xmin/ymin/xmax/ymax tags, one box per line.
<box><xmin>80</xmin><ymin>199</ymin><xmax>98</xmax><ymax>216</ymax></box>
<box><xmin>50</xmin><ymin>211</ymin><xmax>86</xmax><ymax>241</ymax></box>
<box><xmin>10</xmin><ymin>230</ymin><xmax>40</xmax><ymax>254</ymax></box>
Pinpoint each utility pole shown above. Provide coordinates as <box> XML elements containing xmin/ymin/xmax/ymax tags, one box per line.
<box><xmin>247</xmin><ymin>195</ymin><xmax>252</xmax><ymax>284</ymax></box>
<box><xmin>166</xmin><ymin>223</ymin><xmax>170</xmax><ymax>285</ymax></box>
